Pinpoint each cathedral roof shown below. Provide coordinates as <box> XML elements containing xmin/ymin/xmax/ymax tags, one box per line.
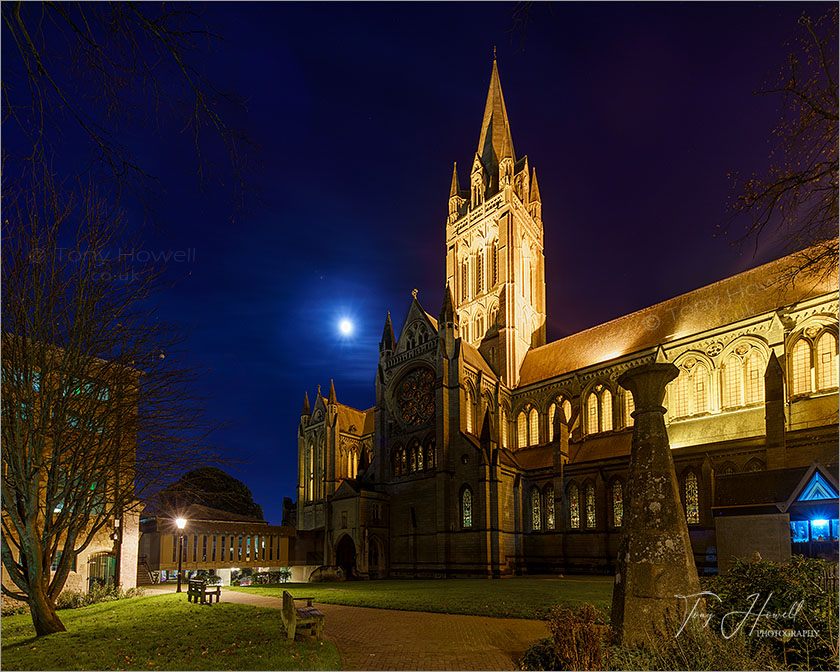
<box><xmin>518</xmin><ymin>250</ymin><xmax>838</xmax><ymax>387</ymax></box>
<box><xmin>570</xmin><ymin>432</ymin><xmax>632</xmax><ymax>464</ymax></box>
<box><xmin>336</xmin><ymin>403</ymin><xmax>375</xmax><ymax>436</ymax></box>
<box><xmin>476</xmin><ymin>59</ymin><xmax>515</xmax><ymax>173</ymax></box>
<box><xmin>510</xmin><ymin>444</ymin><xmax>553</xmax><ymax>471</ymax></box>
<box><xmin>461</xmin><ymin>340</ymin><xmax>497</xmax><ymax>380</ymax></box>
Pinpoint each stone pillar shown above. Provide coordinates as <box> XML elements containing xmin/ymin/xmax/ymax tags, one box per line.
<box><xmin>611</xmin><ymin>360</ymin><xmax>701</xmax><ymax>645</ymax></box>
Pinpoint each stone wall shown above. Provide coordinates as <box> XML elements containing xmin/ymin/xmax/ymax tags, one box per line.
<box><xmin>715</xmin><ymin>513</ymin><xmax>792</xmax><ymax>573</ymax></box>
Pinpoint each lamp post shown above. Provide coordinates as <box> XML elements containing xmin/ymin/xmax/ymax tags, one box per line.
<box><xmin>175</xmin><ymin>518</ymin><xmax>186</xmax><ymax>593</ymax></box>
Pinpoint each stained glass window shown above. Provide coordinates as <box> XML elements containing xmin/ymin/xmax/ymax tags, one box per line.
<box><xmin>569</xmin><ymin>484</ymin><xmax>580</xmax><ymax>529</ymax></box>
<box><xmin>817</xmin><ymin>333</ymin><xmax>838</xmax><ymax>390</ymax></box>
<box><xmin>409</xmin><ymin>448</ymin><xmax>416</xmax><ymax>472</ymax></box>
<box><xmin>393</xmin><ymin>451</ymin><xmax>401</xmax><ymax>476</ymax></box>
<box><xmin>694</xmin><ymin>363</ymin><xmax>710</xmax><ymax>413</ymax></box>
<box><xmin>426</xmin><ymin>439</ymin><xmax>435</xmax><ymax>469</ymax></box>
<box><xmin>744</xmin><ymin>351</ymin><xmax>764</xmax><ymax>404</ymax></box>
<box><xmin>517</xmin><ymin>411</ymin><xmax>527</xmax><ymax>448</ymax></box>
<box><xmin>462</xmin><ymin>488</ymin><xmax>472</xmax><ymax>528</ymax></box>
<box><xmin>601</xmin><ymin>390</ymin><xmax>613</xmax><ymax>432</ymax></box>
<box><xmin>624</xmin><ymin>392</ymin><xmax>634</xmax><ymax>427</ymax></box>
<box><xmin>685</xmin><ymin>472</ymin><xmax>699</xmax><ymax>524</ymax></box>
<box><xmin>416</xmin><ymin>444</ymin><xmax>424</xmax><ymax>470</ymax></box>
<box><xmin>529</xmin><ymin>408</ymin><xmax>539</xmax><ymax>445</ymax></box>
<box><xmin>545</xmin><ymin>485</ymin><xmax>555</xmax><ymax>530</ymax></box>
<box><xmin>612</xmin><ymin>481</ymin><xmax>623</xmax><ymax>527</ymax></box>
<box><xmin>586</xmin><ymin>394</ymin><xmax>598</xmax><ymax>434</ymax></box>
<box><xmin>531</xmin><ymin>487</ymin><xmax>541</xmax><ymax>531</ymax></box>
<box><xmin>791</xmin><ymin>340</ymin><xmax>811</xmax><ymax>395</ymax></box>
<box><xmin>400</xmin><ymin>449</ymin><xmax>407</xmax><ymax>474</ymax></box>
<box><xmin>398</xmin><ymin>368</ymin><xmax>436</xmax><ymax>426</ymax></box>
<box><xmin>585</xmin><ymin>484</ymin><xmax>596</xmax><ymax>528</ymax></box>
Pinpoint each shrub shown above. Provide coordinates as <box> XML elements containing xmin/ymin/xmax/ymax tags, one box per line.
<box><xmin>703</xmin><ymin>555</ymin><xmax>838</xmax><ymax>670</ymax></box>
<box><xmin>517</xmin><ymin>637</ymin><xmax>560</xmax><ymax>671</ymax></box>
<box><xmin>610</xmin><ymin>615</ymin><xmax>783</xmax><ymax>671</ymax></box>
<box><xmin>519</xmin><ymin>602</ymin><xmax>611</xmax><ymax>671</ymax></box>
<box><xmin>1</xmin><ymin>596</ymin><xmax>29</xmax><ymax>616</ymax></box>
<box><xmin>55</xmin><ymin>584</ymin><xmax>145</xmax><ymax>610</ymax></box>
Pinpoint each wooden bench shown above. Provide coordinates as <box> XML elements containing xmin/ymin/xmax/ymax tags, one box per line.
<box><xmin>281</xmin><ymin>590</ymin><xmax>325</xmax><ymax>640</ymax></box>
<box><xmin>187</xmin><ymin>578</ymin><xmax>221</xmax><ymax>605</ymax></box>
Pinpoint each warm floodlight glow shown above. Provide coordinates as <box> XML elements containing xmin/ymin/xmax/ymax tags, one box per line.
<box><xmin>175</xmin><ymin>517</ymin><xmax>186</xmax><ymax>529</ymax></box>
<box><xmin>339</xmin><ymin>319</ymin><xmax>353</xmax><ymax>335</ymax></box>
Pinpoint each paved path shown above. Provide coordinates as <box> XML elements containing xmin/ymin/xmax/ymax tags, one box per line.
<box><xmin>142</xmin><ymin>584</ymin><xmax>548</xmax><ymax>670</ymax></box>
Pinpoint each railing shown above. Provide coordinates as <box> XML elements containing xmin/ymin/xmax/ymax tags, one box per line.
<box><xmin>138</xmin><ymin>554</ymin><xmax>158</xmax><ymax>584</ymax></box>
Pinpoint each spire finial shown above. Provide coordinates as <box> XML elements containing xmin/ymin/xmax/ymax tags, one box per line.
<box><xmin>412</xmin><ymin>288</ymin><xmax>418</xmax><ymax>300</ymax></box>
<box><xmin>493</xmin><ymin>45</ymin><xmax>497</xmax><ymax>61</ymax></box>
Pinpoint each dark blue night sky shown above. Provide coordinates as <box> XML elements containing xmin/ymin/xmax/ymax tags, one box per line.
<box><xmin>4</xmin><ymin>2</ymin><xmax>828</xmax><ymax>523</ymax></box>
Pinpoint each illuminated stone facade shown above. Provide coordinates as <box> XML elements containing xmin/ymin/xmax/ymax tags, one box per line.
<box><xmin>295</xmin><ymin>61</ymin><xmax>839</xmax><ymax>577</ymax></box>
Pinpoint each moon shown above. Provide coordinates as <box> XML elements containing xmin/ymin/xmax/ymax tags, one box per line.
<box><xmin>339</xmin><ymin>319</ymin><xmax>354</xmax><ymax>335</ymax></box>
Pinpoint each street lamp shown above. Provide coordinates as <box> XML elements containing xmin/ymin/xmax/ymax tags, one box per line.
<box><xmin>175</xmin><ymin>518</ymin><xmax>186</xmax><ymax>593</ymax></box>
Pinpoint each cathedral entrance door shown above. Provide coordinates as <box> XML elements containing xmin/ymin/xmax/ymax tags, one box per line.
<box><xmin>335</xmin><ymin>534</ymin><xmax>356</xmax><ymax>578</ymax></box>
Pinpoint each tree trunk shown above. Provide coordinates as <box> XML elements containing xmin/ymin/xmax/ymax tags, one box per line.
<box><xmin>28</xmin><ymin>584</ymin><xmax>66</xmax><ymax>636</ymax></box>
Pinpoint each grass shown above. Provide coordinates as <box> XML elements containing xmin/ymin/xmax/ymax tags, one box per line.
<box><xmin>231</xmin><ymin>575</ymin><xmax>614</xmax><ymax>619</ymax></box>
<box><xmin>1</xmin><ymin>593</ymin><xmax>341</xmax><ymax>671</ymax></box>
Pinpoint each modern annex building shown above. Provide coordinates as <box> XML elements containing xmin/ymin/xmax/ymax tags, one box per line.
<box><xmin>293</xmin><ymin>61</ymin><xmax>839</xmax><ymax>579</ymax></box>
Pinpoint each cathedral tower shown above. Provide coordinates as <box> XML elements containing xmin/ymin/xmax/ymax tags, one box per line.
<box><xmin>445</xmin><ymin>58</ymin><xmax>546</xmax><ymax>387</ymax></box>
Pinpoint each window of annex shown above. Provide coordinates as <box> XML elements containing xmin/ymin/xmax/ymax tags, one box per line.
<box><xmin>461</xmin><ymin>486</ymin><xmax>473</xmax><ymax>528</ymax></box>
<box><xmin>585</xmin><ymin>384</ymin><xmax>613</xmax><ymax>435</ymax></box>
<box><xmin>789</xmin><ymin>327</ymin><xmax>839</xmax><ymax>397</ymax></box>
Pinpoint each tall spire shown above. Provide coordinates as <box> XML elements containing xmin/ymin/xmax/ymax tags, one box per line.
<box><xmin>380</xmin><ymin>311</ymin><xmax>396</xmax><ymax>353</ymax></box>
<box><xmin>328</xmin><ymin>379</ymin><xmax>337</xmax><ymax>405</ymax></box>
<box><xmin>449</xmin><ymin>162</ymin><xmax>461</xmax><ymax>197</ymax></box>
<box><xmin>476</xmin><ymin>59</ymin><xmax>515</xmax><ymax>173</ymax></box>
<box><xmin>301</xmin><ymin>391</ymin><xmax>311</xmax><ymax>416</ymax></box>
<box><xmin>439</xmin><ymin>284</ymin><xmax>457</xmax><ymax>325</ymax></box>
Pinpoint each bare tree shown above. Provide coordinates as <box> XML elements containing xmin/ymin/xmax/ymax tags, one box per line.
<box><xmin>725</xmin><ymin>8</ymin><xmax>838</xmax><ymax>282</ymax></box>
<box><xmin>2</xmin><ymin>1</ymin><xmax>256</xmax><ymax>211</ymax></box>
<box><xmin>1</xmin><ymin>162</ymin><xmax>219</xmax><ymax>635</ymax></box>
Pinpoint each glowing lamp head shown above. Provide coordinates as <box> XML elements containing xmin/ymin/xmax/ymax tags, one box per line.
<box><xmin>339</xmin><ymin>319</ymin><xmax>353</xmax><ymax>335</ymax></box>
<box><xmin>175</xmin><ymin>517</ymin><xmax>187</xmax><ymax>530</ymax></box>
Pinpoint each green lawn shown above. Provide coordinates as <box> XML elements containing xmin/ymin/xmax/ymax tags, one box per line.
<box><xmin>1</xmin><ymin>593</ymin><xmax>340</xmax><ymax>671</ymax></box>
<box><xmin>231</xmin><ymin>575</ymin><xmax>613</xmax><ymax>619</ymax></box>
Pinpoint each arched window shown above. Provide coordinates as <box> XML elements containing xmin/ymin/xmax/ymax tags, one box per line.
<box><xmin>415</xmin><ymin>441</ymin><xmax>423</xmax><ymax>471</ymax></box>
<box><xmin>461</xmin><ymin>259</ymin><xmax>469</xmax><ymax>303</ymax></box>
<box><xmin>501</xmin><ymin>409</ymin><xmax>508</xmax><ymax>448</ymax></box>
<box><xmin>307</xmin><ymin>441</ymin><xmax>315</xmax><ymax>501</ymax></box>
<box><xmin>601</xmin><ymin>390</ymin><xmax>613</xmax><ymax>432</ymax></box>
<box><xmin>465</xmin><ymin>390</ymin><xmax>474</xmax><ymax>434</ymax></box>
<box><xmin>517</xmin><ymin>411</ymin><xmax>527</xmax><ymax>448</ymax></box>
<box><xmin>817</xmin><ymin>332</ymin><xmax>839</xmax><ymax>390</ymax></box>
<box><xmin>491</xmin><ymin>241</ymin><xmax>499</xmax><ymax>286</ymax></box>
<box><xmin>684</xmin><ymin>471</ymin><xmax>699</xmax><ymax>524</ymax></box>
<box><xmin>624</xmin><ymin>392</ymin><xmax>635</xmax><ymax>428</ymax></box>
<box><xmin>393</xmin><ymin>451</ymin><xmax>401</xmax><ymax>476</ymax></box>
<box><xmin>489</xmin><ymin>304</ymin><xmax>498</xmax><ymax>327</ymax></box>
<box><xmin>529</xmin><ymin>407</ymin><xmax>539</xmax><ymax>445</ymax></box>
<box><xmin>521</xmin><ymin>245</ymin><xmax>531</xmax><ymax>303</ymax></box>
<box><xmin>400</xmin><ymin>448</ymin><xmax>407</xmax><ymax>474</ymax></box>
<box><xmin>791</xmin><ymin>340</ymin><xmax>811</xmax><ymax>395</ymax></box>
<box><xmin>744</xmin><ymin>351</ymin><xmax>764</xmax><ymax>404</ymax></box>
<box><xmin>425</xmin><ymin>437</ymin><xmax>436</xmax><ymax>469</ymax></box>
<box><xmin>476</xmin><ymin>249</ymin><xmax>484</xmax><ymax>294</ymax></box>
<box><xmin>586</xmin><ymin>393</ymin><xmax>598</xmax><ymax>434</ymax></box>
<box><xmin>408</xmin><ymin>447</ymin><xmax>416</xmax><ymax>472</ymax></box>
<box><xmin>562</xmin><ymin>399</ymin><xmax>572</xmax><ymax>426</ymax></box>
<box><xmin>672</xmin><ymin>368</ymin><xmax>690</xmax><ymax>417</ymax></box>
<box><xmin>545</xmin><ymin>484</ymin><xmax>555</xmax><ymax>530</ymax></box>
<box><xmin>461</xmin><ymin>487</ymin><xmax>473</xmax><ymax>528</ymax></box>
<box><xmin>569</xmin><ymin>483</ymin><xmax>580</xmax><ymax>529</ymax></box>
<box><xmin>531</xmin><ymin>486</ymin><xmax>541</xmax><ymax>531</ymax></box>
<box><xmin>612</xmin><ymin>481</ymin><xmax>624</xmax><ymax>527</ymax></box>
<box><xmin>722</xmin><ymin>355</ymin><xmax>743</xmax><ymax>408</ymax></box>
<box><xmin>585</xmin><ymin>483</ymin><xmax>596</xmax><ymax>528</ymax></box>
<box><xmin>745</xmin><ymin>459</ymin><xmax>764</xmax><ymax>472</ymax></box>
<box><xmin>719</xmin><ymin>462</ymin><xmax>737</xmax><ymax>475</ymax></box>
<box><xmin>548</xmin><ymin>403</ymin><xmax>557</xmax><ymax>441</ymax></box>
<box><xmin>462</xmin><ymin>321</ymin><xmax>470</xmax><ymax>343</ymax></box>
<box><xmin>694</xmin><ymin>363</ymin><xmax>710</xmax><ymax>413</ymax></box>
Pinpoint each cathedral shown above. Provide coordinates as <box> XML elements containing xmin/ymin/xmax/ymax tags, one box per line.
<box><xmin>294</xmin><ymin>60</ymin><xmax>839</xmax><ymax>579</ymax></box>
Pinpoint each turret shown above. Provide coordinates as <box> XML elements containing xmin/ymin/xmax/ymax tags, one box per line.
<box><xmin>328</xmin><ymin>379</ymin><xmax>337</xmax><ymax>407</ymax></box>
<box><xmin>448</xmin><ymin>163</ymin><xmax>465</xmax><ymax>222</ymax></box>
<box><xmin>438</xmin><ymin>285</ymin><xmax>460</xmax><ymax>359</ymax></box>
<box><xmin>529</xmin><ymin>168</ymin><xmax>542</xmax><ymax>221</ymax></box>
<box><xmin>301</xmin><ymin>391</ymin><xmax>311</xmax><ymax>425</ymax></box>
<box><xmin>499</xmin><ymin>133</ymin><xmax>514</xmax><ymax>187</ymax></box>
